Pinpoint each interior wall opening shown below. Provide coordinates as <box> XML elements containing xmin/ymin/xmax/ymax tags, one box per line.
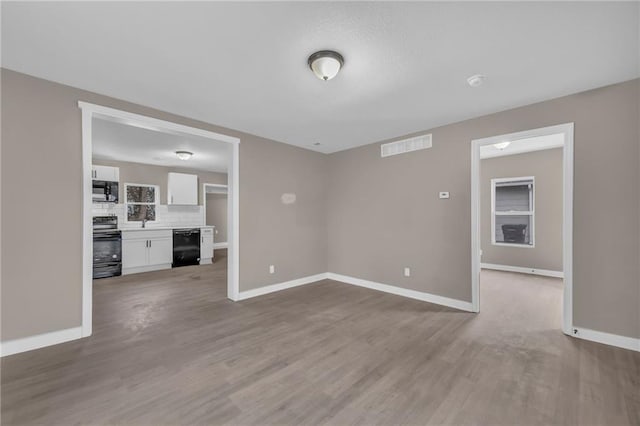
<box><xmin>81</xmin><ymin>102</ymin><xmax>241</xmax><ymax>338</ymax></box>
<box><xmin>471</xmin><ymin>123</ymin><xmax>574</xmax><ymax>335</ymax></box>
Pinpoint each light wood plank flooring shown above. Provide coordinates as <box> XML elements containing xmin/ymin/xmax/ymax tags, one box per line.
<box><xmin>2</xmin><ymin>255</ymin><xmax>639</xmax><ymax>425</ymax></box>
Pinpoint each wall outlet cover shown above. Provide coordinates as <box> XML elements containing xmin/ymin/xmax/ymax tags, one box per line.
<box><xmin>269</xmin><ymin>265</ymin><xmax>275</xmax><ymax>274</ymax></box>
<box><xmin>404</xmin><ymin>267</ymin><xmax>411</xmax><ymax>277</ymax></box>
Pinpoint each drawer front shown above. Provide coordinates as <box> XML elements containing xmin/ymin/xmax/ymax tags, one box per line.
<box><xmin>122</xmin><ymin>229</ymin><xmax>172</xmax><ymax>240</ymax></box>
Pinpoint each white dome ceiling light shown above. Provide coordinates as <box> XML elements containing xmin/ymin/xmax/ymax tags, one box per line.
<box><xmin>493</xmin><ymin>141</ymin><xmax>511</xmax><ymax>150</ymax></box>
<box><xmin>308</xmin><ymin>50</ymin><xmax>344</xmax><ymax>81</ymax></box>
<box><xmin>175</xmin><ymin>150</ymin><xmax>193</xmax><ymax>160</ymax></box>
<box><xmin>467</xmin><ymin>74</ymin><xmax>485</xmax><ymax>87</ymax></box>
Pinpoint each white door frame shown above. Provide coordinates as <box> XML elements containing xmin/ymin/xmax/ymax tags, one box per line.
<box><xmin>470</xmin><ymin>123</ymin><xmax>574</xmax><ymax>335</ymax></box>
<box><xmin>79</xmin><ymin>102</ymin><xmax>241</xmax><ymax>337</ymax></box>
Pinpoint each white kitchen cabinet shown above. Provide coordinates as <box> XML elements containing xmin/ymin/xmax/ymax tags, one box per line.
<box><xmin>168</xmin><ymin>172</ymin><xmax>198</xmax><ymax>205</ymax></box>
<box><xmin>92</xmin><ymin>165</ymin><xmax>119</xmax><ymax>181</ymax></box>
<box><xmin>122</xmin><ymin>229</ymin><xmax>172</xmax><ymax>275</ymax></box>
<box><xmin>148</xmin><ymin>237</ymin><xmax>173</xmax><ymax>266</ymax></box>
<box><xmin>122</xmin><ymin>239</ymin><xmax>148</xmax><ymax>269</ymax></box>
<box><xmin>200</xmin><ymin>227</ymin><xmax>214</xmax><ymax>264</ymax></box>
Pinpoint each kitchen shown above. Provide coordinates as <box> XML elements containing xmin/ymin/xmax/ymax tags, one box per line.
<box><xmin>91</xmin><ymin>115</ymin><xmax>230</xmax><ymax>281</ymax></box>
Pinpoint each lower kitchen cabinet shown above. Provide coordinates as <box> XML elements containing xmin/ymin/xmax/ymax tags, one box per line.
<box><xmin>200</xmin><ymin>226</ymin><xmax>214</xmax><ymax>264</ymax></box>
<box><xmin>122</xmin><ymin>229</ymin><xmax>172</xmax><ymax>275</ymax></box>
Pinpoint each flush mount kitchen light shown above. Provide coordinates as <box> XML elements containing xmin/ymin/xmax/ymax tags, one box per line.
<box><xmin>308</xmin><ymin>50</ymin><xmax>344</xmax><ymax>81</ymax></box>
<box><xmin>493</xmin><ymin>141</ymin><xmax>511</xmax><ymax>150</ymax></box>
<box><xmin>467</xmin><ymin>74</ymin><xmax>485</xmax><ymax>87</ymax></box>
<box><xmin>175</xmin><ymin>150</ymin><xmax>193</xmax><ymax>160</ymax></box>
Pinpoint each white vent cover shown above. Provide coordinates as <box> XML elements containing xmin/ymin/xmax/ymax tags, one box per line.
<box><xmin>381</xmin><ymin>134</ymin><xmax>432</xmax><ymax>158</ymax></box>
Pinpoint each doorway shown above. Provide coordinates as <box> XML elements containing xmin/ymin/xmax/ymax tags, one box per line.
<box><xmin>79</xmin><ymin>102</ymin><xmax>240</xmax><ymax>338</ymax></box>
<box><xmin>203</xmin><ymin>183</ymin><xmax>229</xmax><ymax>252</ymax></box>
<box><xmin>471</xmin><ymin>123</ymin><xmax>574</xmax><ymax>335</ymax></box>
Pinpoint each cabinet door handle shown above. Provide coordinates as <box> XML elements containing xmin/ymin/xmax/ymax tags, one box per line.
<box><xmin>149</xmin><ymin>240</ymin><xmax>151</xmax><ymax>248</ymax></box>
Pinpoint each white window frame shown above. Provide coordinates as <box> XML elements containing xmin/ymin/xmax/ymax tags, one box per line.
<box><xmin>491</xmin><ymin>176</ymin><xmax>535</xmax><ymax>248</ymax></box>
<box><xmin>124</xmin><ymin>182</ymin><xmax>160</xmax><ymax>223</ymax></box>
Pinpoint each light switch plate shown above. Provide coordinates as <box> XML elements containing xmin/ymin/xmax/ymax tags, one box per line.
<box><xmin>439</xmin><ymin>192</ymin><xmax>450</xmax><ymax>199</ymax></box>
<box><xmin>404</xmin><ymin>267</ymin><xmax>411</xmax><ymax>277</ymax></box>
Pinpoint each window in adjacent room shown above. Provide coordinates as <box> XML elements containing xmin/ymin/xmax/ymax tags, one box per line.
<box><xmin>491</xmin><ymin>176</ymin><xmax>534</xmax><ymax>247</ymax></box>
<box><xmin>125</xmin><ymin>183</ymin><xmax>159</xmax><ymax>222</ymax></box>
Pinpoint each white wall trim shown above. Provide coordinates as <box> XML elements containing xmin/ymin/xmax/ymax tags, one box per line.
<box><xmin>236</xmin><ymin>273</ymin><xmax>329</xmax><ymax>301</ymax></box>
<box><xmin>237</xmin><ymin>272</ymin><xmax>474</xmax><ymax>313</ymax></box>
<box><xmin>213</xmin><ymin>242</ymin><xmax>228</xmax><ymax>249</ymax></box>
<box><xmin>0</xmin><ymin>327</ymin><xmax>83</xmax><ymax>357</ymax></box>
<box><xmin>81</xmin><ymin>106</ymin><xmax>93</xmax><ymax>337</ymax></box>
<box><xmin>327</xmin><ymin>273</ymin><xmax>474</xmax><ymax>312</ymax></box>
<box><xmin>77</xmin><ymin>102</ymin><xmax>240</xmax><ymax>145</ymax></box>
<box><xmin>481</xmin><ymin>263</ymin><xmax>564</xmax><ymax>278</ymax></box>
<box><xmin>572</xmin><ymin>327</ymin><xmax>640</xmax><ymax>352</ymax></box>
<box><xmin>472</xmin><ymin>122</ymin><xmax>574</xmax><ymax>333</ymax></box>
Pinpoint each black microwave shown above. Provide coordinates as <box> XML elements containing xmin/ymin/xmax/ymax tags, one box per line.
<box><xmin>92</xmin><ymin>180</ymin><xmax>119</xmax><ymax>203</ymax></box>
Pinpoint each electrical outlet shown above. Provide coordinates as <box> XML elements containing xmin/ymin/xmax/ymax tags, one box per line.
<box><xmin>404</xmin><ymin>267</ymin><xmax>411</xmax><ymax>277</ymax></box>
<box><xmin>439</xmin><ymin>191</ymin><xmax>450</xmax><ymax>199</ymax></box>
<box><xmin>214</xmin><ymin>229</ymin><xmax>218</xmax><ymax>234</ymax></box>
<box><xmin>269</xmin><ymin>265</ymin><xmax>275</xmax><ymax>274</ymax></box>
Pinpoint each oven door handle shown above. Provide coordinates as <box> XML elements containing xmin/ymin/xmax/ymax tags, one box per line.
<box><xmin>93</xmin><ymin>233</ymin><xmax>121</xmax><ymax>240</ymax></box>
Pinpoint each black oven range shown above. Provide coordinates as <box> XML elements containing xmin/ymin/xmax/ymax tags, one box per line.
<box><xmin>93</xmin><ymin>216</ymin><xmax>122</xmax><ymax>279</ymax></box>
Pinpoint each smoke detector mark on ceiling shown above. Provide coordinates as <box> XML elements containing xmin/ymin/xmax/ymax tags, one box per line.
<box><xmin>467</xmin><ymin>74</ymin><xmax>485</xmax><ymax>87</ymax></box>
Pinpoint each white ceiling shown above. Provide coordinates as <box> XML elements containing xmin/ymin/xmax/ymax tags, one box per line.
<box><xmin>2</xmin><ymin>2</ymin><xmax>638</xmax><ymax>153</ymax></box>
<box><xmin>480</xmin><ymin>133</ymin><xmax>564</xmax><ymax>159</ymax></box>
<box><xmin>92</xmin><ymin>117</ymin><xmax>231</xmax><ymax>173</ymax></box>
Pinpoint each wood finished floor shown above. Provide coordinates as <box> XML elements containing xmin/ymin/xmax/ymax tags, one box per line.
<box><xmin>2</xmin><ymin>254</ymin><xmax>639</xmax><ymax>425</ymax></box>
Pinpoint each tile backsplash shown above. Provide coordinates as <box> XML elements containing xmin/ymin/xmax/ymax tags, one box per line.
<box><xmin>92</xmin><ymin>203</ymin><xmax>204</xmax><ymax>229</ymax></box>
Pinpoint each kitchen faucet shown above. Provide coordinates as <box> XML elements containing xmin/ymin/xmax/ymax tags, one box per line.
<box><xmin>142</xmin><ymin>218</ymin><xmax>147</xmax><ymax>228</ymax></box>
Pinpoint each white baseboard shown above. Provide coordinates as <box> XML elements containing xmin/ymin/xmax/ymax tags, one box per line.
<box><xmin>326</xmin><ymin>273</ymin><xmax>474</xmax><ymax>312</ymax></box>
<box><xmin>213</xmin><ymin>242</ymin><xmax>228</xmax><ymax>249</ymax></box>
<box><xmin>572</xmin><ymin>327</ymin><xmax>640</xmax><ymax>352</ymax></box>
<box><xmin>481</xmin><ymin>263</ymin><xmax>564</xmax><ymax>278</ymax></box>
<box><xmin>236</xmin><ymin>273</ymin><xmax>329</xmax><ymax>301</ymax></box>
<box><xmin>1</xmin><ymin>326</ymin><xmax>83</xmax><ymax>357</ymax></box>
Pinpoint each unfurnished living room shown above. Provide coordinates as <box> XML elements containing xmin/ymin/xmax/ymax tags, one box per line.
<box><xmin>1</xmin><ymin>2</ymin><xmax>639</xmax><ymax>425</ymax></box>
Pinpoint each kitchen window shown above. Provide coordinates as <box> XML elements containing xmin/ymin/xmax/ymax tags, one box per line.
<box><xmin>125</xmin><ymin>183</ymin><xmax>159</xmax><ymax>222</ymax></box>
<box><xmin>491</xmin><ymin>176</ymin><xmax>534</xmax><ymax>247</ymax></box>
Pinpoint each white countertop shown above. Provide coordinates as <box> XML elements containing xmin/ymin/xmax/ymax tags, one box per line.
<box><xmin>120</xmin><ymin>225</ymin><xmax>214</xmax><ymax>232</ymax></box>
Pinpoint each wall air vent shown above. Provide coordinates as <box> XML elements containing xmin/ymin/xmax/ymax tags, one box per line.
<box><xmin>380</xmin><ymin>134</ymin><xmax>432</xmax><ymax>158</ymax></box>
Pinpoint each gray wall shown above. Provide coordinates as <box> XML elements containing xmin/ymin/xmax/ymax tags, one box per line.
<box><xmin>1</xmin><ymin>69</ymin><xmax>328</xmax><ymax>341</ymax></box>
<box><xmin>481</xmin><ymin>149</ymin><xmax>563</xmax><ymax>271</ymax></box>
<box><xmin>328</xmin><ymin>79</ymin><xmax>639</xmax><ymax>340</ymax></box>
<box><xmin>206</xmin><ymin>193</ymin><xmax>228</xmax><ymax>243</ymax></box>
<box><xmin>2</xmin><ymin>68</ymin><xmax>638</xmax><ymax>342</ymax></box>
<box><xmin>93</xmin><ymin>159</ymin><xmax>227</xmax><ymax>206</ymax></box>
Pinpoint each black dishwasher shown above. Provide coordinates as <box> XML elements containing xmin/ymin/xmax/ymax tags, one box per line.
<box><xmin>172</xmin><ymin>228</ymin><xmax>201</xmax><ymax>267</ymax></box>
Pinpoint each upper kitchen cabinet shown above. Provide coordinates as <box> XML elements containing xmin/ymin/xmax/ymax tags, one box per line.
<box><xmin>92</xmin><ymin>165</ymin><xmax>119</xmax><ymax>181</ymax></box>
<box><xmin>168</xmin><ymin>172</ymin><xmax>198</xmax><ymax>205</ymax></box>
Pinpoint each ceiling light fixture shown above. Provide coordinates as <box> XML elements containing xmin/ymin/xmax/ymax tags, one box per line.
<box><xmin>493</xmin><ymin>142</ymin><xmax>511</xmax><ymax>150</ymax></box>
<box><xmin>467</xmin><ymin>74</ymin><xmax>485</xmax><ymax>87</ymax></box>
<box><xmin>175</xmin><ymin>150</ymin><xmax>193</xmax><ymax>160</ymax></box>
<box><xmin>308</xmin><ymin>50</ymin><xmax>344</xmax><ymax>81</ymax></box>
